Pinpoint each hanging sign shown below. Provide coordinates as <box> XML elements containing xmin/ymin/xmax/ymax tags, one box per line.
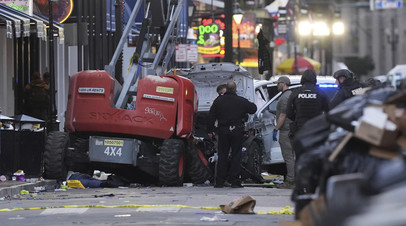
<box><xmin>176</xmin><ymin>44</ymin><xmax>187</xmax><ymax>62</ymax></box>
<box><xmin>197</xmin><ymin>18</ymin><xmax>223</xmax><ymax>55</ymax></box>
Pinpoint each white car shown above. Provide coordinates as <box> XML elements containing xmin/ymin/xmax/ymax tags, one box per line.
<box><xmin>183</xmin><ymin>63</ymin><xmax>338</xmax><ymax>179</ymax></box>
<box><xmin>252</xmin><ymin>75</ymin><xmax>338</xmax><ymax>166</ymax></box>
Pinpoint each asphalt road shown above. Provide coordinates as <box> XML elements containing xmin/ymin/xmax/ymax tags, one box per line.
<box><xmin>0</xmin><ymin>185</ymin><xmax>296</xmax><ymax>226</ymax></box>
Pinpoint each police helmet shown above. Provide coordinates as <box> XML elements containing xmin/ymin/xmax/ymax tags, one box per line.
<box><xmin>333</xmin><ymin>69</ymin><xmax>354</xmax><ymax>80</ymax></box>
<box><xmin>300</xmin><ymin>69</ymin><xmax>317</xmax><ymax>85</ymax></box>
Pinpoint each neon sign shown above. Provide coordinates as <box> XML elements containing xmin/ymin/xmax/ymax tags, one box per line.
<box><xmin>198</xmin><ymin>18</ymin><xmax>225</xmax><ymax>55</ymax></box>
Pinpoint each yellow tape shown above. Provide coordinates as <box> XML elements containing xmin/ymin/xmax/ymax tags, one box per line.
<box><xmin>0</xmin><ymin>204</ymin><xmax>294</xmax><ymax>215</ymax></box>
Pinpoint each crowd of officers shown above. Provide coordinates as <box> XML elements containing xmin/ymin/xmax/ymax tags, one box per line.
<box><xmin>207</xmin><ymin>68</ymin><xmax>369</xmax><ymax>188</ymax></box>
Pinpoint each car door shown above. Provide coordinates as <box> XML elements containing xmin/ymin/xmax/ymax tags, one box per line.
<box><xmin>255</xmin><ymin>85</ymin><xmax>301</xmax><ymax>164</ymax></box>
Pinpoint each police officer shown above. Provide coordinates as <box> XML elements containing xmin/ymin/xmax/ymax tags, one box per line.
<box><xmin>207</xmin><ymin>81</ymin><xmax>257</xmax><ymax>188</ymax></box>
<box><xmin>286</xmin><ymin>69</ymin><xmax>329</xmax><ymax>157</ymax></box>
<box><xmin>330</xmin><ymin>69</ymin><xmax>364</xmax><ymax>109</ymax></box>
<box><xmin>273</xmin><ymin>76</ymin><xmax>295</xmax><ymax>189</ymax></box>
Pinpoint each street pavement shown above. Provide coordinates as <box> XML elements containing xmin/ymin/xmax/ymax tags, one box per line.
<box><xmin>0</xmin><ymin>180</ymin><xmax>298</xmax><ymax>225</ymax></box>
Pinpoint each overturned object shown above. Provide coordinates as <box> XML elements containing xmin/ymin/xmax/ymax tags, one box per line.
<box><xmin>220</xmin><ymin>195</ymin><xmax>256</xmax><ymax>214</ymax></box>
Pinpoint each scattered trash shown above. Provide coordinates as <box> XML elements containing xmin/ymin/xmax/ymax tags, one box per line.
<box><xmin>54</xmin><ymin>189</ymin><xmax>67</xmax><ymax>192</ymax></box>
<box><xmin>25</xmin><ymin>178</ymin><xmax>37</xmax><ymax>183</ymax></box>
<box><xmin>20</xmin><ymin>190</ymin><xmax>29</xmax><ymax>195</ymax></box>
<box><xmin>183</xmin><ymin>183</ymin><xmax>193</xmax><ymax>187</ymax></box>
<box><xmin>200</xmin><ymin>215</ymin><xmax>228</xmax><ymax>222</ymax></box>
<box><xmin>13</xmin><ymin>170</ymin><xmax>25</xmax><ymax>181</ymax></box>
<box><xmin>93</xmin><ymin>170</ymin><xmax>110</xmax><ymax>180</ymax></box>
<box><xmin>58</xmin><ymin>181</ymin><xmax>68</xmax><ymax>190</ymax></box>
<box><xmin>67</xmin><ymin>180</ymin><xmax>85</xmax><ymax>189</ymax></box>
<box><xmin>0</xmin><ymin>175</ymin><xmax>7</xmax><ymax>182</ymax></box>
<box><xmin>220</xmin><ymin>195</ymin><xmax>256</xmax><ymax>214</ymax></box>
<box><xmin>273</xmin><ymin>179</ymin><xmax>284</xmax><ymax>184</ymax></box>
<box><xmin>94</xmin><ymin>193</ymin><xmax>115</xmax><ymax>198</ymax></box>
<box><xmin>261</xmin><ymin>172</ymin><xmax>270</xmax><ymax>176</ymax></box>
<box><xmin>69</xmin><ymin>173</ymin><xmax>102</xmax><ymax>188</ymax></box>
<box><xmin>34</xmin><ymin>186</ymin><xmax>45</xmax><ymax>192</ymax></box>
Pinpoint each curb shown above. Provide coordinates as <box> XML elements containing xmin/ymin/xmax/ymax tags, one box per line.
<box><xmin>0</xmin><ymin>180</ymin><xmax>57</xmax><ymax>197</ymax></box>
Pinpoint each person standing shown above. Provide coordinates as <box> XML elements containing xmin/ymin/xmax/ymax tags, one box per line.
<box><xmin>286</xmin><ymin>69</ymin><xmax>329</xmax><ymax>158</ymax></box>
<box><xmin>207</xmin><ymin>81</ymin><xmax>257</xmax><ymax>188</ymax></box>
<box><xmin>273</xmin><ymin>76</ymin><xmax>295</xmax><ymax>188</ymax></box>
<box><xmin>329</xmin><ymin>69</ymin><xmax>364</xmax><ymax>109</ymax></box>
<box><xmin>24</xmin><ymin>72</ymin><xmax>50</xmax><ymax>121</ymax></box>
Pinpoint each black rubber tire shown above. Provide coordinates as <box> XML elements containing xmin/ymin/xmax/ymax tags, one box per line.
<box><xmin>43</xmin><ymin>131</ymin><xmax>69</xmax><ymax>180</ymax></box>
<box><xmin>186</xmin><ymin>143</ymin><xmax>213</xmax><ymax>184</ymax></box>
<box><xmin>245</xmin><ymin>141</ymin><xmax>262</xmax><ymax>179</ymax></box>
<box><xmin>159</xmin><ymin>139</ymin><xmax>185</xmax><ymax>186</ymax></box>
<box><xmin>68</xmin><ymin>136</ymin><xmax>93</xmax><ymax>175</ymax></box>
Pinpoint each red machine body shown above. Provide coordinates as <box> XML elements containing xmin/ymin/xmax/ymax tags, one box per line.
<box><xmin>65</xmin><ymin>70</ymin><xmax>197</xmax><ymax>139</ymax></box>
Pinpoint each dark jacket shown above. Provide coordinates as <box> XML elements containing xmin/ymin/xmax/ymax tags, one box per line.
<box><xmin>257</xmin><ymin>29</ymin><xmax>272</xmax><ymax>74</ymax></box>
<box><xmin>24</xmin><ymin>79</ymin><xmax>50</xmax><ymax>120</ymax></box>
<box><xmin>286</xmin><ymin>82</ymin><xmax>329</xmax><ymax>134</ymax></box>
<box><xmin>329</xmin><ymin>78</ymin><xmax>363</xmax><ymax>109</ymax></box>
<box><xmin>207</xmin><ymin>92</ymin><xmax>257</xmax><ymax>133</ymax></box>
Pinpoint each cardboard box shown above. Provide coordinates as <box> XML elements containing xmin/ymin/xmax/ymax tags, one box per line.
<box><xmin>356</xmin><ymin>120</ymin><xmax>398</xmax><ymax>148</ymax></box>
<box><xmin>298</xmin><ymin>195</ymin><xmax>326</xmax><ymax>226</ymax></box>
<box><xmin>369</xmin><ymin>146</ymin><xmax>400</xmax><ymax>160</ymax></box>
<box><xmin>355</xmin><ymin>106</ymin><xmax>398</xmax><ymax>148</ymax></box>
<box><xmin>383</xmin><ymin>104</ymin><xmax>406</xmax><ymax>148</ymax></box>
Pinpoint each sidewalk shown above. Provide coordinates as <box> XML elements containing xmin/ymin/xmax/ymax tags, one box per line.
<box><xmin>0</xmin><ymin>180</ymin><xmax>57</xmax><ymax>197</ymax></box>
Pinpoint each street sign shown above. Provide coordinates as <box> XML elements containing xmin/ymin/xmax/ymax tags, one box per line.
<box><xmin>374</xmin><ymin>0</ymin><xmax>403</xmax><ymax>9</ymax></box>
<box><xmin>175</xmin><ymin>44</ymin><xmax>187</xmax><ymax>62</ymax></box>
<box><xmin>187</xmin><ymin>44</ymin><xmax>198</xmax><ymax>63</ymax></box>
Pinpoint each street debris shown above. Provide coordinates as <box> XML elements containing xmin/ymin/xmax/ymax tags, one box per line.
<box><xmin>220</xmin><ymin>195</ymin><xmax>256</xmax><ymax>214</ymax></box>
<box><xmin>200</xmin><ymin>214</ymin><xmax>228</xmax><ymax>222</ymax></box>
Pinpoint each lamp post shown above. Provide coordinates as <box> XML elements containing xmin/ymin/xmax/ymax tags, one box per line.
<box><xmin>48</xmin><ymin>0</ymin><xmax>59</xmax><ymax>131</ymax></box>
<box><xmin>297</xmin><ymin>18</ymin><xmax>344</xmax><ymax>75</ymax></box>
<box><xmin>233</xmin><ymin>9</ymin><xmax>243</xmax><ymax>65</ymax></box>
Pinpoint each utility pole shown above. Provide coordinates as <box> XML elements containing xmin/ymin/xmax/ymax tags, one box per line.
<box><xmin>224</xmin><ymin>0</ymin><xmax>233</xmax><ymax>62</ymax></box>
<box><xmin>389</xmin><ymin>16</ymin><xmax>398</xmax><ymax>68</ymax></box>
<box><xmin>48</xmin><ymin>0</ymin><xmax>59</xmax><ymax>131</ymax></box>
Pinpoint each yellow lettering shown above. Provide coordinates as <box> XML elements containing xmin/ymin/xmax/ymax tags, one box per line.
<box><xmin>104</xmin><ymin>139</ymin><xmax>124</xmax><ymax>146</ymax></box>
<box><xmin>156</xmin><ymin>86</ymin><xmax>174</xmax><ymax>94</ymax></box>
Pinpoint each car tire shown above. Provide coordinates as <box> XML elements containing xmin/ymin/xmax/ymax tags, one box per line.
<box><xmin>43</xmin><ymin>131</ymin><xmax>69</xmax><ymax>181</ymax></box>
<box><xmin>246</xmin><ymin>141</ymin><xmax>262</xmax><ymax>177</ymax></box>
<box><xmin>159</xmin><ymin>139</ymin><xmax>185</xmax><ymax>186</ymax></box>
<box><xmin>186</xmin><ymin>142</ymin><xmax>213</xmax><ymax>184</ymax></box>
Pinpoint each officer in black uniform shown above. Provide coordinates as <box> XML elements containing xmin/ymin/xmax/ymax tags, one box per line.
<box><xmin>286</xmin><ymin>69</ymin><xmax>329</xmax><ymax>158</ymax></box>
<box><xmin>207</xmin><ymin>81</ymin><xmax>257</xmax><ymax>188</ymax></box>
<box><xmin>330</xmin><ymin>69</ymin><xmax>364</xmax><ymax>109</ymax></box>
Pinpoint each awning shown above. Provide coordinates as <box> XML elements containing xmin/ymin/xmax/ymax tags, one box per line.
<box><xmin>0</xmin><ymin>3</ymin><xmax>63</xmax><ymax>40</ymax></box>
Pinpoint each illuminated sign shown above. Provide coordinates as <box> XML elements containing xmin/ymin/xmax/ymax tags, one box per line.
<box><xmin>232</xmin><ymin>14</ymin><xmax>256</xmax><ymax>48</ymax></box>
<box><xmin>198</xmin><ymin>18</ymin><xmax>224</xmax><ymax>55</ymax></box>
